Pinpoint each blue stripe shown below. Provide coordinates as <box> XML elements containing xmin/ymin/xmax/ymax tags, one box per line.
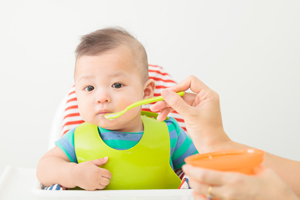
<box><xmin>99</xmin><ymin>126</ymin><xmax>143</xmax><ymax>134</ymax></box>
<box><xmin>173</xmin><ymin>143</ymin><xmax>197</xmax><ymax>166</ymax></box>
<box><xmin>185</xmin><ymin>177</ymin><xmax>190</xmax><ymax>188</ymax></box>
<box><xmin>170</xmin><ymin>147</ymin><xmax>175</xmax><ymax>156</ymax></box>
<box><xmin>170</xmin><ymin>158</ymin><xmax>174</xmax><ymax>170</ymax></box>
<box><xmin>49</xmin><ymin>185</ymin><xmax>54</xmax><ymax>190</ymax></box>
<box><xmin>59</xmin><ymin>137</ymin><xmax>77</xmax><ymax>163</ymax></box>
<box><xmin>169</xmin><ymin>117</ymin><xmax>181</xmax><ymax>136</ymax></box>
<box><xmin>169</xmin><ymin>129</ymin><xmax>177</xmax><ymax>140</ymax></box>
<box><xmin>55</xmin><ymin>184</ymin><xmax>61</xmax><ymax>190</ymax></box>
<box><xmin>174</xmin><ymin>129</ymin><xmax>187</xmax><ymax>151</ymax></box>
<box><xmin>165</xmin><ymin>120</ymin><xmax>173</xmax><ymax>126</ymax></box>
<box><xmin>112</xmin><ymin>148</ymin><xmax>127</xmax><ymax>150</ymax></box>
<box><xmin>101</xmin><ymin>131</ymin><xmax>142</xmax><ymax>141</ymax></box>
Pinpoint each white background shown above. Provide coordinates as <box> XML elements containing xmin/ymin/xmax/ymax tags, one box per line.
<box><xmin>0</xmin><ymin>0</ymin><xmax>299</xmax><ymax>175</ymax></box>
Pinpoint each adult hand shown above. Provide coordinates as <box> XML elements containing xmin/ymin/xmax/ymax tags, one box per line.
<box><xmin>150</xmin><ymin>75</ymin><xmax>300</xmax><ymax>198</ymax></box>
<box><xmin>150</xmin><ymin>75</ymin><xmax>231</xmax><ymax>153</ymax></box>
<box><xmin>182</xmin><ymin>164</ymin><xmax>299</xmax><ymax>200</ymax></box>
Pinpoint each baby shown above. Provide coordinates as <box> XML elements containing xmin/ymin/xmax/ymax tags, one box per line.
<box><xmin>36</xmin><ymin>27</ymin><xmax>197</xmax><ymax>190</ymax></box>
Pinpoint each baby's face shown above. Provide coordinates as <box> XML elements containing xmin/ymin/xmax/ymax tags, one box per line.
<box><xmin>74</xmin><ymin>45</ymin><xmax>146</xmax><ymax>132</ymax></box>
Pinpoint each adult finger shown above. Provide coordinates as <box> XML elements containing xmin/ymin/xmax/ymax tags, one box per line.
<box><xmin>184</xmin><ymin>165</ymin><xmax>253</xmax><ymax>200</ymax></box>
<box><xmin>189</xmin><ymin>179</ymin><xmax>224</xmax><ymax>200</ymax></box>
<box><xmin>150</xmin><ymin>92</ymin><xmax>196</xmax><ymax>112</ymax></box>
<box><xmin>150</xmin><ymin>100</ymin><xmax>172</xmax><ymax>113</ymax></box>
<box><xmin>161</xmin><ymin>90</ymin><xmax>193</xmax><ymax>119</ymax></box>
<box><xmin>168</xmin><ymin>75</ymin><xmax>211</xmax><ymax>96</ymax></box>
<box><xmin>188</xmin><ymin>178</ymin><xmax>211</xmax><ymax>195</ymax></box>
<box><xmin>182</xmin><ymin>164</ymin><xmax>225</xmax><ymax>185</ymax></box>
<box><xmin>156</xmin><ymin>107</ymin><xmax>173</xmax><ymax>121</ymax></box>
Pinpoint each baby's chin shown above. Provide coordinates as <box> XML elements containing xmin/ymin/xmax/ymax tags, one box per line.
<box><xmin>93</xmin><ymin>119</ymin><xmax>124</xmax><ymax>130</ymax></box>
<box><xmin>89</xmin><ymin>111</ymin><xmax>141</xmax><ymax>130</ymax></box>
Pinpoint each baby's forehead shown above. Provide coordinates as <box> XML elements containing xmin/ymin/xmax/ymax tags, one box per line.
<box><xmin>75</xmin><ymin>49</ymin><xmax>147</xmax><ymax>81</ymax></box>
<box><xmin>74</xmin><ymin>64</ymin><xmax>146</xmax><ymax>84</ymax></box>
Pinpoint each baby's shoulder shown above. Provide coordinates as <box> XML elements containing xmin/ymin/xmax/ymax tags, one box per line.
<box><xmin>164</xmin><ymin>117</ymin><xmax>182</xmax><ymax>135</ymax></box>
<box><xmin>61</xmin><ymin>127</ymin><xmax>77</xmax><ymax>140</ymax></box>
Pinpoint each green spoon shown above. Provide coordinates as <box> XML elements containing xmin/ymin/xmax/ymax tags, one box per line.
<box><xmin>104</xmin><ymin>91</ymin><xmax>185</xmax><ymax>120</ymax></box>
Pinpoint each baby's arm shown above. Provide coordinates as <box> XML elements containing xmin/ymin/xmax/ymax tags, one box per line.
<box><xmin>36</xmin><ymin>146</ymin><xmax>112</xmax><ymax>190</ymax></box>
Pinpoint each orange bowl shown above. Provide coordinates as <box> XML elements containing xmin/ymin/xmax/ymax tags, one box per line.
<box><xmin>185</xmin><ymin>149</ymin><xmax>265</xmax><ymax>175</ymax></box>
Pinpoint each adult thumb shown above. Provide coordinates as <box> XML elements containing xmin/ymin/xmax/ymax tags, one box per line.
<box><xmin>91</xmin><ymin>157</ymin><xmax>108</xmax><ymax>166</ymax></box>
<box><xmin>161</xmin><ymin>90</ymin><xmax>189</xmax><ymax>117</ymax></box>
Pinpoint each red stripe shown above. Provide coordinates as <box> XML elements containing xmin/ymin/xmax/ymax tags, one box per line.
<box><xmin>150</xmin><ymin>77</ymin><xmax>176</xmax><ymax>83</ymax></box>
<box><xmin>155</xmin><ymin>85</ymin><xmax>170</xmax><ymax>89</ymax></box>
<box><xmin>63</xmin><ymin>113</ymin><xmax>81</xmax><ymax>120</ymax></box>
<box><xmin>180</xmin><ymin>172</ymin><xmax>185</xmax><ymax>180</ymax></box>
<box><xmin>178</xmin><ymin>179</ymin><xmax>185</xmax><ymax>189</ymax></box>
<box><xmin>65</xmin><ymin>105</ymin><xmax>78</xmax><ymax>111</ymax></box>
<box><xmin>148</xmin><ymin>64</ymin><xmax>162</xmax><ymax>69</ymax></box>
<box><xmin>141</xmin><ymin>108</ymin><xmax>154</xmax><ymax>112</ymax></box>
<box><xmin>153</xmin><ymin>93</ymin><xmax>160</xmax><ymax>96</ymax></box>
<box><xmin>153</xmin><ymin>92</ymin><xmax>182</xmax><ymax>97</ymax></box>
<box><xmin>148</xmin><ymin>69</ymin><xmax>169</xmax><ymax>76</ymax></box>
<box><xmin>68</xmin><ymin>90</ymin><xmax>75</xmax><ymax>96</ymax></box>
<box><xmin>62</xmin><ymin>120</ymin><xmax>85</xmax><ymax>129</ymax></box>
<box><xmin>174</xmin><ymin>118</ymin><xmax>184</xmax><ymax>123</ymax></box>
<box><xmin>63</xmin><ymin>120</ymin><xmax>85</xmax><ymax>126</ymax></box>
<box><xmin>67</xmin><ymin>97</ymin><xmax>77</xmax><ymax>103</ymax></box>
<box><xmin>153</xmin><ymin>93</ymin><xmax>162</xmax><ymax>97</ymax></box>
<box><xmin>62</xmin><ymin>130</ymin><xmax>69</xmax><ymax>135</ymax></box>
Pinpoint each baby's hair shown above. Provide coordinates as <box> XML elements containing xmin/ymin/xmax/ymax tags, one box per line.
<box><xmin>75</xmin><ymin>27</ymin><xmax>148</xmax><ymax>82</ymax></box>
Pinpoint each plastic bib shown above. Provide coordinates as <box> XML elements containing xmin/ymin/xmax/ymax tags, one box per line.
<box><xmin>74</xmin><ymin>112</ymin><xmax>181</xmax><ymax>189</ymax></box>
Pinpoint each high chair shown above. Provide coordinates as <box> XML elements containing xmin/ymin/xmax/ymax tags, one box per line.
<box><xmin>0</xmin><ymin>65</ymin><xmax>193</xmax><ymax>200</ymax></box>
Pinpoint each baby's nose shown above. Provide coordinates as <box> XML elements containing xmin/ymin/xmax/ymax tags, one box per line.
<box><xmin>96</xmin><ymin>93</ymin><xmax>111</xmax><ymax>103</ymax></box>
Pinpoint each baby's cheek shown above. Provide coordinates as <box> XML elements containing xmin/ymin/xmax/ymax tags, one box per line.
<box><xmin>117</xmin><ymin>100</ymin><xmax>132</xmax><ymax>110</ymax></box>
<box><xmin>77</xmin><ymin>104</ymin><xmax>91</xmax><ymax>121</ymax></box>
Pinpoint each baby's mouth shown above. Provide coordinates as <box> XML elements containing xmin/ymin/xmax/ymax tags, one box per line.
<box><xmin>97</xmin><ymin>110</ymin><xmax>111</xmax><ymax>115</ymax></box>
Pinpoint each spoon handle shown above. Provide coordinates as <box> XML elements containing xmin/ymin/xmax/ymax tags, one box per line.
<box><xmin>126</xmin><ymin>91</ymin><xmax>185</xmax><ymax>110</ymax></box>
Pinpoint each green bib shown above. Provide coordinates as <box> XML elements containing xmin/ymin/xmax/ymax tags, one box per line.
<box><xmin>74</xmin><ymin>112</ymin><xmax>181</xmax><ymax>190</ymax></box>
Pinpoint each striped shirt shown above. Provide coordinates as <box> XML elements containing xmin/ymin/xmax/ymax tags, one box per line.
<box><xmin>56</xmin><ymin>117</ymin><xmax>198</xmax><ymax>170</ymax></box>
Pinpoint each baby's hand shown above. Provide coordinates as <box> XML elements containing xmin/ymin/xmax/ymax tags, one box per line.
<box><xmin>72</xmin><ymin>157</ymin><xmax>112</xmax><ymax>190</ymax></box>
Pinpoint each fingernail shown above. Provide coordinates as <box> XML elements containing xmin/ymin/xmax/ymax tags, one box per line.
<box><xmin>161</xmin><ymin>90</ymin><xmax>170</xmax><ymax>98</ymax></box>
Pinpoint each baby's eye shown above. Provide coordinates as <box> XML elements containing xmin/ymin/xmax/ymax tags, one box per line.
<box><xmin>112</xmin><ymin>83</ymin><xmax>123</xmax><ymax>89</ymax></box>
<box><xmin>84</xmin><ymin>86</ymin><xmax>94</xmax><ymax>92</ymax></box>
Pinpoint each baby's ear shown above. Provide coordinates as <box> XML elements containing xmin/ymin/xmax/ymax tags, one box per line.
<box><xmin>143</xmin><ymin>79</ymin><xmax>155</xmax><ymax>99</ymax></box>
